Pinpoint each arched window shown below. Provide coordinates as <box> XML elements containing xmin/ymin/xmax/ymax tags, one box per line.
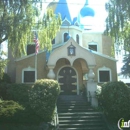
<box><xmin>64</xmin><ymin>33</ymin><xmax>69</xmax><ymax>42</ymax></box>
<box><xmin>76</xmin><ymin>34</ymin><xmax>79</xmax><ymax>44</ymax></box>
<box><xmin>64</xmin><ymin>33</ymin><xmax>68</xmax><ymax>42</ymax></box>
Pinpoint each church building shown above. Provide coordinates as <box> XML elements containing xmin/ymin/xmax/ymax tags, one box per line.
<box><xmin>7</xmin><ymin>0</ymin><xmax>117</xmax><ymax>96</ymax></box>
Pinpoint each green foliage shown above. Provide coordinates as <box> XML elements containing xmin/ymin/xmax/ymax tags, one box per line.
<box><xmin>38</xmin><ymin>8</ymin><xmax>62</xmax><ymax>51</ymax></box>
<box><xmin>0</xmin><ymin>81</ymin><xmax>60</xmax><ymax>123</ymax></box>
<box><xmin>29</xmin><ymin>79</ymin><xmax>60</xmax><ymax>122</ymax></box>
<box><xmin>0</xmin><ymin>0</ymin><xmax>36</xmax><ymax>57</ymax></box>
<box><xmin>0</xmin><ymin>82</ymin><xmax>10</xmax><ymax>100</ymax></box>
<box><xmin>0</xmin><ymin>60</ymin><xmax>7</xmax><ymax>79</ymax></box>
<box><xmin>0</xmin><ymin>73</ymin><xmax>11</xmax><ymax>83</ymax></box>
<box><xmin>105</xmin><ymin>0</ymin><xmax>130</xmax><ymax>51</ymax></box>
<box><xmin>0</xmin><ymin>100</ymin><xmax>24</xmax><ymax>123</ymax></box>
<box><xmin>98</xmin><ymin>81</ymin><xmax>130</xmax><ymax>122</ymax></box>
<box><xmin>121</xmin><ymin>53</ymin><xmax>130</xmax><ymax>77</ymax></box>
<box><xmin>0</xmin><ymin>83</ymin><xmax>43</xmax><ymax>124</ymax></box>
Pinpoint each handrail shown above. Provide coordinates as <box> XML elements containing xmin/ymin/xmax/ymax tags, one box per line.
<box><xmin>88</xmin><ymin>91</ymin><xmax>92</xmax><ymax>105</ymax></box>
<box><xmin>52</xmin><ymin>106</ymin><xmax>59</xmax><ymax>130</ymax></box>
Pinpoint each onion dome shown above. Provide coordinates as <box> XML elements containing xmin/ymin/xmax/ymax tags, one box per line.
<box><xmin>78</xmin><ymin>0</ymin><xmax>95</xmax><ymax>29</ymax></box>
<box><xmin>80</xmin><ymin>3</ymin><xmax>95</xmax><ymax>17</ymax></box>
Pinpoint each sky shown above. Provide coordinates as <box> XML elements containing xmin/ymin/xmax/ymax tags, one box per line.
<box><xmin>42</xmin><ymin>0</ymin><xmax>109</xmax><ymax>32</ymax></box>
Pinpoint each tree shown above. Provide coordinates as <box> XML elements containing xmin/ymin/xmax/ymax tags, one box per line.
<box><xmin>121</xmin><ymin>53</ymin><xmax>130</xmax><ymax>77</ymax></box>
<box><xmin>0</xmin><ymin>0</ymin><xmax>62</xmax><ymax>79</ymax></box>
<box><xmin>105</xmin><ymin>0</ymin><xmax>130</xmax><ymax>51</ymax></box>
<box><xmin>105</xmin><ymin>0</ymin><xmax>130</xmax><ymax>76</ymax></box>
<box><xmin>0</xmin><ymin>0</ymin><xmax>36</xmax><ymax>57</ymax></box>
<box><xmin>0</xmin><ymin>0</ymin><xmax>61</xmax><ymax>57</ymax></box>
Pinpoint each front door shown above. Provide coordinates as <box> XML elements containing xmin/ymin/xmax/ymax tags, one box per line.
<box><xmin>58</xmin><ymin>66</ymin><xmax>77</xmax><ymax>95</ymax></box>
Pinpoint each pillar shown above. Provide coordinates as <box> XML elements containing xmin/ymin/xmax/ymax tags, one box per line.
<box><xmin>86</xmin><ymin>66</ymin><xmax>98</xmax><ymax>107</ymax></box>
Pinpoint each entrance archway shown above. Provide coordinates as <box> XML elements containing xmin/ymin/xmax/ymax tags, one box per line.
<box><xmin>58</xmin><ymin>66</ymin><xmax>78</xmax><ymax>95</ymax></box>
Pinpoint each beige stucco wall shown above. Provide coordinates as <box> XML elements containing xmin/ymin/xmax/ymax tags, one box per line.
<box><xmin>15</xmin><ymin>52</ymin><xmax>47</xmax><ymax>83</ymax></box>
<box><xmin>93</xmin><ymin>54</ymin><xmax>117</xmax><ymax>83</ymax></box>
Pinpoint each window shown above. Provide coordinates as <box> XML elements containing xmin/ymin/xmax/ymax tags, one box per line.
<box><xmin>27</xmin><ymin>44</ymin><xmax>35</xmax><ymax>55</ymax></box>
<box><xmin>89</xmin><ymin>45</ymin><xmax>97</xmax><ymax>51</ymax></box>
<box><xmin>99</xmin><ymin>71</ymin><xmax>110</xmax><ymax>82</ymax></box>
<box><xmin>98</xmin><ymin>66</ymin><xmax>111</xmax><ymax>83</ymax></box>
<box><xmin>24</xmin><ymin>71</ymin><xmax>35</xmax><ymax>83</ymax></box>
<box><xmin>22</xmin><ymin>67</ymin><xmax>36</xmax><ymax>83</ymax></box>
<box><xmin>64</xmin><ymin>33</ymin><xmax>69</xmax><ymax>42</ymax></box>
<box><xmin>76</xmin><ymin>34</ymin><xmax>79</xmax><ymax>44</ymax></box>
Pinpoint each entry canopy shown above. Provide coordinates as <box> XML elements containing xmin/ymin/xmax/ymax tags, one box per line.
<box><xmin>47</xmin><ymin>38</ymin><xmax>96</xmax><ymax>67</ymax></box>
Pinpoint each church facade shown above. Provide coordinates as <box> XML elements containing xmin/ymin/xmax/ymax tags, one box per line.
<box><xmin>7</xmin><ymin>0</ymin><xmax>117</xmax><ymax>96</ymax></box>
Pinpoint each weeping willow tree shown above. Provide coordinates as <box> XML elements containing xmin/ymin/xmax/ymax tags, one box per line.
<box><xmin>0</xmin><ymin>0</ymin><xmax>62</xmax><ymax>79</ymax></box>
<box><xmin>105</xmin><ymin>0</ymin><xmax>130</xmax><ymax>76</ymax></box>
<box><xmin>37</xmin><ymin>8</ymin><xmax>62</xmax><ymax>51</ymax></box>
<box><xmin>105</xmin><ymin>0</ymin><xmax>130</xmax><ymax>51</ymax></box>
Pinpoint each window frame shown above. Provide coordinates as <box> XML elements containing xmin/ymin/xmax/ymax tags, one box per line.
<box><xmin>22</xmin><ymin>66</ymin><xmax>36</xmax><ymax>83</ymax></box>
<box><xmin>88</xmin><ymin>41</ymin><xmax>98</xmax><ymax>52</ymax></box>
<box><xmin>98</xmin><ymin>66</ymin><xmax>112</xmax><ymax>83</ymax></box>
<box><xmin>63</xmin><ymin>32</ymin><xmax>69</xmax><ymax>42</ymax></box>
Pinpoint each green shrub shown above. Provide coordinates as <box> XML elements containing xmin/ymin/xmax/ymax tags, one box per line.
<box><xmin>0</xmin><ymin>73</ymin><xmax>11</xmax><ymax>83</ymax></box>
<box><xmin>0</xmin><ymin>83</ymin><xmax>43</xmax><ymax>124</ymax></box>
<box><xmin>29</xmin><ymin>79</ymin><xmax>60</xmax><ymax>122</ymax></box>
<box><xmin>0</xmin><ymin>83</ymin><xmax>10</xmax><ymax>100</ymax></box>
<box><xmin>99</xmin><ymin>81</ymin><xmax>130</xmax><ymax>122</ymax></box>
<box><xmin>0</xmin><ymin>100</ymin><xmax>24</xmax><ymax>123</ymax></box>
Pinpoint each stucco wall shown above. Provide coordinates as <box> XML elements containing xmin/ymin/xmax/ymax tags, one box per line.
<box><xmin>16</xmin><ymin>52</ymin><xmax>47</xmax><ymax>83</ymax></box>
<box><xmin>93</xmin><ymin>54</ymin><xmax>117</xmax><ymax>82</ymax></box>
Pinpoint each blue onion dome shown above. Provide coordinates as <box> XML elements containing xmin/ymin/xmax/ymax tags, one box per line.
<box><xmin>80</xmin><ymin>6</ymin><xmax>95</xmax><ymax>17</ymax></box>
<box><xmin>80</xmin><ymin>0</ymin><xmax>95</xmax><ymax>17</ymax></box>
<box><xmin>77</xmin><ymin>0</ymin><xmax>95</xmax><ymax>29</ymax></box>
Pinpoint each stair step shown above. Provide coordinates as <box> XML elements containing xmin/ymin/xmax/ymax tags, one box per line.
<box><xmin>57</xmin><ymin>95</ymin><xmax>108</xmax><ymax>130</ymax></box>
<box><xmin>59</xmin><ymin>123</ymin><xmax>104</xmax><ymax>128</ymax></box>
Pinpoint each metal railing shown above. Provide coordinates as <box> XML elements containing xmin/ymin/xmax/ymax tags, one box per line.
<box><xmin>50</xmin><ymin>106</ymin><xmax>59</xmax><ymax>130</ymax></box>
<box><xmin>88</xmin><ymin>91</ymin><xmax>92</xmax><ymax>105</ymax></box>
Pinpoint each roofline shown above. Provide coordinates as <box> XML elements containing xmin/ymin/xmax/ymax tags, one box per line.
<box><xmin>16</xmin><ymin>43</ymin><xmax>117</xmax><ymax>62</ymax></box>
<box><xmin>85</xmin><ymin>48</ymin><xmax>117</xmax><ymax>61</ymax></box>
<box><xmin>15</xmin><ymin>43</ymin><xmax>65</xmax><ymax>62</ymax></box>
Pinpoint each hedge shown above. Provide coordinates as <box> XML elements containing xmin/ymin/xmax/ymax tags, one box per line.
<box><xmin>29</xmin><ymin>79</ymin><xmax>60</xmax><ymax>122</ymax></box>
<box><xmin>98</xmin><ymin>81</ymin><xmax>130</xmax><ymax>122</ymax></box>
<box><xmin>0</xmin><ymin>79</ymin><xmax>60</xmax><ymax>124</ymax></box>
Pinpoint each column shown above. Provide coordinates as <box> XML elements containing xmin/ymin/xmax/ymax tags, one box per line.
<box><xmin>86</xmin><ymin>66</ymin><xmax>98</xmax><ymax>107</ymax></box>
<box><xmin>87</xmin><ymin>67</ymin><xmax>95</xmax><ymax>82</ymax></box>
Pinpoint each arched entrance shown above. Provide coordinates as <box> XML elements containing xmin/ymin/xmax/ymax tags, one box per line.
<box><xmin>58</xmin><ymin>66</ymin><xmax>78</xmax><ymax>95</ymax></box>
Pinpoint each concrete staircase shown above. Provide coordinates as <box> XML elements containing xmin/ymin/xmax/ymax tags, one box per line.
<box><xmin>57</xmin><ymin>95</ymin><xmax>108</xmax><ymax>130</ymax></box>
